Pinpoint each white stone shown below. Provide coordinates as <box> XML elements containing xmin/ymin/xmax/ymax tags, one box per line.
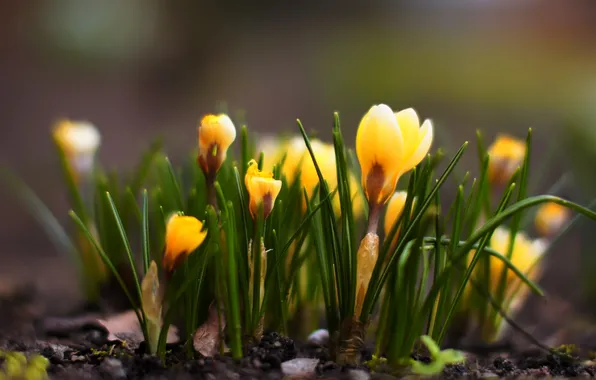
<box><xmin>348</xmin><ymin>369</ymin><xmax>371</xmax><ymax>380</ymax></box>
<box><xmin>281</xmin><ymin>358</ymin><xmax>319</xmax><ymax>377</ymax></box>
<box><xmin>307</xmin><ymin>328</ymin><xmax>329</xmax><ymax>345</ymax></box>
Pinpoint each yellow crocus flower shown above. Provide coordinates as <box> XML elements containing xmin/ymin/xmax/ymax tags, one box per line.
<box><xmin>272</xmin><ymin>136</ymin><xmax>337</xmax><ymax>199</ymax></box>
<box><xmin>486</xmin><ymin>227</ymin><xmax>546</xmax><ymax>294</ymax></box>
<box><xmin>163</xmin><ymin>214</ymin><xmax>207</xmax><ymax>272</ymax></box>
<box><xmin>245</xmin><ymin>159</ymin><xmax>282</xmax><ymax>219</ymax></box>
<box><xmin>298</xmin><ymin>139</ymin><xmax>337</xmax><ymax>199</ymax></box>
<box><xmin>383</xmin><ymin>191</ymin><xmax>408</xmax><ymax>238</ymax></box>
<box><xmin>534</xmin><ymin>202</ymin><xmax>570</xmax><ymax>237</ymax></box>
<box><xmin>197</xmin><ymin>114</ymin><xmax>237</xmax><ymax>178</ymax></box>
<box><xmin>356</xmin><ymin>105</ymin><xmax>433</xmax><ymax>207</ymax></box>
<box><xmin>259</xmin><ymin>136</ymin><xmax>366</xmax><ymax>217</ymax></box>
<box><xmin>52</xmin><ymin>119</ymin><xmax>101</xmax><ymax>176</ymax></box>
<box><xmin>473</xmin><ymin>227</ymin><xmax>547</xmax><ymax>341</ymax></box>
<box><xmin>487</xmin><ymin>135</ymin><xmax>526</xmax><ymax>185</ymax></box>
<box><xmin>260</xmin><ymin>136</ymin><xmax>339</xmax><ymax>203</ymax></box>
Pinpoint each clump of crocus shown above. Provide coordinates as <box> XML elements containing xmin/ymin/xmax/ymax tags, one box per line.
<box><xmin>245</xmin><ymin>159</ymin><xmax>282</xmax><ymax>220</ymax></box>
<box><xmin>355</xmin><ymin>105</ymin><xmax>433</xmax><ymax>312</ymax></box>
<box><xmin>487</xmin><ymin>135</ymin><xmax>526</xmax><ymax>185</ymax></box>
<box><xmin>473</xmin><ymin>227</ymin><xmax>547</xmax><ymax>341</ymax></box>
<box><xmin>197</xmin><ymin>114</ymin><xmax>236</xmax><ymax>179</ymax></box>
<box><xmin>341</xmin><ymin>105</ymin><xmax>432</xmax><ymax>365</ymax></box>
<box><xmin>162</xmin><ymin>214</ymin><xmax>208</xmax><ymax>273</ymax></box>
<box><xmin>52</xmin><ymin>119</ymin><xmax>101</xmax><ymax>180</ymax></box>
<box><xmin>534</xmin><ymin>202</ymin><xmax>571</xmax><ymax>237</ymax></box>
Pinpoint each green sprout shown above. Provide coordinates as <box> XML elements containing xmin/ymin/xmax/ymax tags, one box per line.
<box><xmin>410</xmin><ymin>335</ymin><xmax>465</xmax><ymax>376</ymax></box>
<box><xmin>0</xmin><ymin>351</ymin><xmax>49</xmax><ymax>380</ymax></box>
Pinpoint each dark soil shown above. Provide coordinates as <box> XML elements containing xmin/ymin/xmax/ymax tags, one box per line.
<box><xmin>3</xmin><ymin>285</ymin><xmax>596</xmax><ymax>379</ymax></box>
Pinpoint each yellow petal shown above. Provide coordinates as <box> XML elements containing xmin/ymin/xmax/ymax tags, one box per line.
<box><xmin>53</xmin><ymin>119</ymin><xmax>101</xmax><ymax>155</ymax></box>
<box><xmin>197</xmin><ymin>114</ymin><xmax>237</xmax><ymax>175</ymax></box>
<box><xmin>356</xmin><ymin>104</ymin><xmax>404</xmax><ymax>205</ymax></box>
<box><xmin>383</xmin><ymin>191</ymin><xmax>408</xmax><ymax>237</ymax></box>
<box><xmin>487</xmin><ymin>135</ymin><xmax>526</xmax><ymax>185</ymax></box>
<box><xmin>258</xmin><ymin>136</ymin><xmax>286</xmax><ymax>174</ymax></box>
<box><xmin>402</xmin><ymin>119</ymin><xmax>433</xmax><ymax>173</ymax></box>
<box><xmin>245</xmin><ymin>160</ymin><xmax>282</xmax><ymax>219</ymax></box>
<box><xmin>280</xmin><ymin>137</ymin><xmax>308</xmax><ymax>184</ymax></box>
<box><xmin>163</xmin><ymin>215</ymin><xmax>207</xmax><ymax>272</ymax></box>
<box><xmin>534</xmin><ymin>202</ymin><xmax>570</xmax><ymax>237</ymax></box>
<box><xmin>395</xmin><ymin>108</ymin><xmax>421</xmax><ymax>159</ymax></box>
<box><xmin>300</xmin><ymin>140</ymin><xmax>337</xmax><ymax>199</ymax></box>
<box><xmin>52</xmin><ymin>119</ymin><xmax>101</xmax><ymax>175</ymax></box>
<box><xmin>198</xmin><ymin>114</ymin><xmax>236</xmax><ymax>153</ymax></box>
<box><xmin>487</xmin><ymin>227</ymin><xmax>545</xmax><ymax>293</ymax></box>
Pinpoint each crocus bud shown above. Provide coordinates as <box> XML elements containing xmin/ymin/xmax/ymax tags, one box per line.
<box><xmin>197</xmin><ymin>114</ymin><xmax>236</xmax><ymax>178</ymax></box>
<box><xmin>298</xmin><ymin>139</ymin><xmax>337</xmax><ymax>200</ymax></box>
<box><xmin>141</xmin><ymin>260</ymin><xmax>162</xmax><ymax>354</ymax></box>
<box><xmin>245</xmin><ymin>159</ymin><xmax>282</xmax><ymax>220</ymax></box>
<box><xmin>534</xmin><ymin>202</ymin><xmax>571</xmax><ymax>237</ymax></box>
<box><xmin>163</xmin><ymin>214</ymin><xmax>207</xmax><ymax>272</ymax></box>
<box><xmin>347</xmin><ymin>174</ymin><xmax>365</xmax><ymax>218</ymax></box>
<box><xmin>487</xmin><ymin>135</ymin><xmax>526</xmax><ymax>185</ymax></box>
<box><xmin>487</xmin><ymin>227</ymin><xmax>547</xmax><ymax>294</ymax></box>
<box><xmin>383</xmin><ymin>191</ymin><xmax>408</xmax><ymax>238</ymax></box>
<box><xmin>355</xmin><ymin>232</ymin><xmax>379</xmax><ymax>318</ymax></box>
<box><xmin>356</xmin><ymin>105</ymin><xmax>433</xmax><ymax>207</ymax></box>
<box><xmin>52</xmin><ymin>119</ymin><xmax>101</xmax><ymax>176</ymax></box>
<box><xmin>471</xmin><ymin>227</ymin><xmax>547</xmax><ymax>341</ymax></box>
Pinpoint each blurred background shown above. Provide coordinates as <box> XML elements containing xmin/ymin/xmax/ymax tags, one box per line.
<box><xmin>1</xmin><ymin>0</ymin><xmax>596</xmax><ymax>328</ymax></box>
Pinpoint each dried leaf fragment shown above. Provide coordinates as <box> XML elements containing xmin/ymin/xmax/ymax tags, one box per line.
<box><xmin>193</xmin><ymin>303</ymin><xmax>226</xmax><ymax>357</ymax></box>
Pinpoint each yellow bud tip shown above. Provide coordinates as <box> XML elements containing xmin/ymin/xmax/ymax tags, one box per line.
<box><xmin>245</xmin><ymin>160</ymin><xmax>282</xmax><ymax>219</ymax></box>
<box><xmin>163</xmin><ymin>214</ymin><xmax>207</xmax><ymax>272</ymax></box>
<box><xmin>383</xmin><ymin>191</ymin><xmax>408</xmax><ymax>238</ymax></box>
<box><xmin>535</xmin><ymin>202</ymin><xmax>570</xmax><ymax>237</ymax></box>
<box><xmin>487</xmin><ymin>134</ymin><xmax>526</xmax><ymax>185</ymax></box>
<box><xmin>197</xmin><ymin>113</ymin><xmax>237</xmax><ymax>176</ymax></box>
<box><xmin>356</xmin><ymin>104</ymin><xmax>433</xmax><ymax>206</ymax></box>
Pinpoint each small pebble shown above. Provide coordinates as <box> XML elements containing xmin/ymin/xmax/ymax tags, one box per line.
<box><xmin>99</xmin><ymin>358</ymin><xmax>126</xmax><ymax>379</ymax></box>
<box><xmin>307</xmin><ymin>329</ymin><xmax>329</xmax><ymax>345</ymax></box>
<box><xmin>349</xmin><ymin>368</ymin><xmax>371</xmax><ymax>380</ymax></box>
<box><xmin>70</xmin><ymin>355</ymin><xmax>86</xmax><ymax>362</ymax></box>
<box><xmin>281</xmin><ymin>358</ymin><xmax>319</xmax><ymax>377</ymax></box>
